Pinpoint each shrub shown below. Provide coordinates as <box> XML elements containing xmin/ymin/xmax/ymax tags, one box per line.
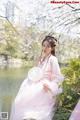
<box><xmin>53</xmin><ymin>58</ymin><xmax>80</xmax><ymax>120</ymax></box>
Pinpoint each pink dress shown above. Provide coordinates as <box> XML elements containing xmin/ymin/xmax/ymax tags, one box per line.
<box><xmin>69</xmin><ymin>100</ymin><xmax>80</xmax><ymax>120</ymax></box>
<box><xmin>10</xmin><ymin>54</ymin><xmax>64</xmax><ymax>120</ymax></box>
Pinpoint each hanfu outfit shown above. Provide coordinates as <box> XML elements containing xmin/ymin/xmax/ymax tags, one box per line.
<box><xmin>10</xmin><ymin>54</ymin><xmax>64</xmax><ymax>120</ymax></box>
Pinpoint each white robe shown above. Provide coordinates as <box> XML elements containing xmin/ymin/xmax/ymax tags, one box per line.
<box><xmin>10</xmin><ymin>55</ymin><xmax>64</xmax><ymax>120</ymax></box>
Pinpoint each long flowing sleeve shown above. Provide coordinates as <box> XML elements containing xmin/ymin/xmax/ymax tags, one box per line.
<box><xmin>51</xmin><ymin>56</ymin><xmax>64</xmax><ymax>84</ymax></box>
<box><xmin>45</xmin><ymin>56</ymin><xmax>64</xmax><ymax>96</ymax></box>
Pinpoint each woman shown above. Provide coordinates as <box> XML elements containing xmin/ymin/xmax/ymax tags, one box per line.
<box><xmin>10</xmin><ymin>36</ymin><xmax>64</xmax><ymax>120</ymax></box>
<box><xmin>69</xmin><ymin>99</ymin><xmax>80</xmax><ymax>120</ymax></box>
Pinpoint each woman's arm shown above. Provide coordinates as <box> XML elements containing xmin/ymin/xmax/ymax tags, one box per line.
<box><xmin>50</xmin><ymin>56</ymin><xmax>64</xmax><ymax>84</ymax></box>
<box><xmin>34</xmin><ymin>51</ymin><xmax>45</xmax><ymax>66</ymax></box>
<box><xmin>43</xmin><ymin>56</ymin><xmax>64</xmax><ymax>96</ymax></box>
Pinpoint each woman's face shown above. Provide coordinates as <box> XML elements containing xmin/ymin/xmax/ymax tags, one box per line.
<box><xmin>42</xmin><ymin>41</ymin><xmax>52</xmax><ymax>55</ymax></box>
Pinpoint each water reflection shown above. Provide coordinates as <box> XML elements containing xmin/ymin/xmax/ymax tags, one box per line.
<box><xmin>0</xmin><ymin>67</ymin><xmax>30</xmax><ymax>119</ymax></box>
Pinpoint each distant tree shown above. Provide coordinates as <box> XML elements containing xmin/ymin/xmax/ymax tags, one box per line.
<box><xmin>0</xmin><ymin>21</ymin><xmax>23</xmax><ymax>61</ymax></box>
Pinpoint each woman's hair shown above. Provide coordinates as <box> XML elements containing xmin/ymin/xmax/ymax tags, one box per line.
<box><xmin>42</xmin><ymin>35</ymin><xmax>57</xmax><ymax>56</ymax></box>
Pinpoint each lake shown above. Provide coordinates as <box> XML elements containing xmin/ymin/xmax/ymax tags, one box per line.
<box><xmin>0</xmin><ymin>67</ymin><xmax>30</xmax><ymax>119</ymax></box>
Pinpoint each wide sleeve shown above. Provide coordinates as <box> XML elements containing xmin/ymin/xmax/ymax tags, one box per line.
<box><xmin>50</xmin><ymin>56</ymin><xmax>64</xmax><ymax>84</ymax></box>
<box><xmin>45</xmin><ymin>56</ymin><xmax>64</xmax><ymax>96</ymax></box>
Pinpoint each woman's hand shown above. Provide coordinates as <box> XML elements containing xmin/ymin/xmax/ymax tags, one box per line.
<box><xmin>43</xmin><ymin>84</ymin><xmax>51</xmax><ymax>93</ymax></box>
